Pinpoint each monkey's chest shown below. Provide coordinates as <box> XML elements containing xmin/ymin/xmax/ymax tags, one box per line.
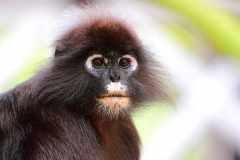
<box><xmin>22</xmin><ymin>117</ymin><xmax>104</xmax><ymax>160</ymax></box>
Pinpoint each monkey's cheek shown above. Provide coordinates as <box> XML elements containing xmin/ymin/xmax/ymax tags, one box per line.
<box><xmin>97</xmin><ymin>97</ymin><xmax>130</xmax><ymax>110</ymax></box>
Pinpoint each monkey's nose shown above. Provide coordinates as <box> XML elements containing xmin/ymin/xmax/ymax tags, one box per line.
<box><xmin>110</xmin><ymin>75</ymin><xmax>120</xmax><ymax>82</ymax></box>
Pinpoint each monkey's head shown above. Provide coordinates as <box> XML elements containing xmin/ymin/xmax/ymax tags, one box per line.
<box><xmin>44</xmin><ymin>6</ymin><xmax>169</xmax><ymax>119</ymax></box>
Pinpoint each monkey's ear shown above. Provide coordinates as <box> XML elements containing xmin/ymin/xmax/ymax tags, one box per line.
<box><xmin>54</xmin><ymin>42</ymin><xmax>67</xmax><ymax>56</ymax></box>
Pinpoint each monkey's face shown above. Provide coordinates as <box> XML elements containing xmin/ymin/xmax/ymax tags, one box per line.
<box><xmin>85</xmin><ymin>52</ymin><xmax>138</xmax><ymax>116</ymax></box>
<box><xmin>53</xmin><ymin>19</ymin><xmax>166</xmax><ymax>118</ymax></box>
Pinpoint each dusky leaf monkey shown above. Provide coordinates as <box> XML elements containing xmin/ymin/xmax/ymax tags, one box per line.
<box><xmin>0</xmin><ymin>5</ymin><xmax>170</xmax><ymax>160</ymax></box>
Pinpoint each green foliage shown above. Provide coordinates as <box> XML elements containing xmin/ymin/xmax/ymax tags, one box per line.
<box><xmin>0</xmin><ymin>27</ymin><xmax>8</xmax><ymax>44</ymax></box>
<box><xmin>152</xmin><ymin>0</ymin><xmax>240</xmax><ymax>61</ymax></box>
<box><xmin>163</xmin><ymin>23</ymin><xmax>195</xmax><ymax>50</ymax></box>
<box><xmin>133</xmin><ymin>103</ymin><xmax>172</xmax><ymax>144</ymax></box>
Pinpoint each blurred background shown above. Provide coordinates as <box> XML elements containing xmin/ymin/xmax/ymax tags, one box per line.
<box><xmin>1</xmin><ymin>0</ymin><xmax>240</xmax><ymax>159</ymax></box>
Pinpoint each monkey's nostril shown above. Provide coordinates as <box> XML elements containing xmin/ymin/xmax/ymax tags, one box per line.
<box><xmin>110</xmin><ymin>75</ymin><xmax>120</xmax><ymax>82</ymax></box>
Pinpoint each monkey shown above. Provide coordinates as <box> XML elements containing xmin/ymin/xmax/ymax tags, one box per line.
<box><xmin>0</xmin><ymin>5</ymin><xmax>170</xmax><ymax>160</ymax></box>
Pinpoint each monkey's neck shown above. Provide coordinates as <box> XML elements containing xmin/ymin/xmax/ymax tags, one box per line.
<box><xmin>90</xmin><ymin>116</ymin><xmax>140</xmax><ymax>160</ymax></box>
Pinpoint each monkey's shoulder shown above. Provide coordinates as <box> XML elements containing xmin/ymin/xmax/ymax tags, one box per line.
<box><xmin>0</xmin><ymin>107</ymin><xmax>104</xmax><ymax>159</ymax></box>
<box><xmin>0</xmin><ymin>81</ymin><xmax>31</xmax><ymax>111</ymax></box>
<box><xmin>22</xmin><ymin>114</ymin><xmax>104</xmax><ymax>159</ymax></box>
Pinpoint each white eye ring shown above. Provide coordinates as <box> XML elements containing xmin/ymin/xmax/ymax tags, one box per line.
<box><xmin>92</xmin><ymin>58</ymin><xmax>105</xmax><ymax>67</ymax></box>
<box><xmin>118</xmin><ymin>55</ymin><xmax>137</xmax><ymax>71</ymax></box>
<box><xmin>119</xmin><ymin>58</ymin><xmax>131</xmax><ymax>68</ymax></box>
<box><xmin>86</xmin><ymin>54</ymin><xmax>107</xmax><ymax>70</ymax></box>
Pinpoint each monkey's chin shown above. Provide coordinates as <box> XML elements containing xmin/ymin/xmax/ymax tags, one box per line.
<box><xmin>98</xmin><ymin>97</ymin><xmax>129</xmax><ymax>109</ymax></box>
<box><xmin>97</xmin><ymin>96</ymin><xmax>130</xmax><ymax>118</ymax></box>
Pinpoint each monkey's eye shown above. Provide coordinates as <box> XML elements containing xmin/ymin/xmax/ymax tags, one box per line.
<box><xmin>92</xmin><ymin>58</ymin><xmax>105</xmax><ymax>67</ymax></box>
<box><xmin>119</xmin><ymin>58</ymin><xmax>131</xmax><ymax>68</ymax></box>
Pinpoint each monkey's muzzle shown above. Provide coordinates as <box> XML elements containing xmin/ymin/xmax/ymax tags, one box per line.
<box><xmin>97</xmin><ymin>92</ymin><xmax>130</xmax><ymax>110</ymax></box>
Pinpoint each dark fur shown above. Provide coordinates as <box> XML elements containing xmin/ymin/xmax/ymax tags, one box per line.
<box><xmin>0</xmin><ymin>7</ymin><xmax>170</xmax><ymax>160</ymax></box>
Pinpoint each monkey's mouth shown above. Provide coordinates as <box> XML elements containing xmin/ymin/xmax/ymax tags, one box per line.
<box><xmin>97</xmin><ymin>92</ymin><xmax>130</xmax><ymax>110</ymax></box>
<box><xmin>98</xmin><ymin>93</ymin><xmax>129</xmax><ymax>98</ymax></box>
